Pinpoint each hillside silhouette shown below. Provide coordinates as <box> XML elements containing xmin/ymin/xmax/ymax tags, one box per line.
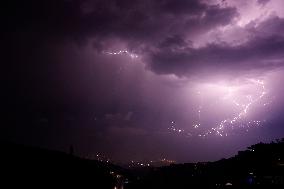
<box><xmin>0</xmin><ymin>141</ymin><xmax>118</xmax><ymax>188</ymax></box>
<box><xmin>125</xmin><ymin>138</ymin><xmax>284</xmax><ymax>189</ymax></box>
<box><xmin>1</xmin><ymin>139</ymin><xmax>284</xmax><ymax>188</ymax></box>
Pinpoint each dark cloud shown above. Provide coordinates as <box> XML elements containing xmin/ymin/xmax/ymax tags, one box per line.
<box><xmin>160</xmin><ymin>0</ymin><xmax>205</xmax><ymax>14</ymax></box>
<box><xmin>257</xmin><ymin>0</ymin><xmax>270</xmax><ymax>5</ymax></box>
<box><xmin>252</xmin><ymin>16</ymin><xmax>284</xmax><ymax>37</ymax></box>
<box><xmin>158</xmin><ymin>35</ymin><xmax>190</xmax><ymax>49</ymax></box>
<box><xmin>146</xmin><ymin>34</ymin><xmax>284</xmax><ymax>77</ymax></box>
<box><xmin>2</xmin><ymin>0</ymin><xmax>239</xmax><ymax>81</ymax></box>
<box><xmin>143</xmin><ymin>15</ymin><xmax>284</xmax><ymax>78</ymax></box>
<box><xmin>2</xmin><ymin>0</ymin><xmax>237</xmax><ymax>43</ymax></box>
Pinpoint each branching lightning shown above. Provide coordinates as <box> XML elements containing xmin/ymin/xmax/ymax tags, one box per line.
<box><xmin>168</xmin><ymin>79</ymin><xmax>271</xmax><ymax>138</ymax></box>
<box><xmin>202</xmin><ymin>79</ymin><xmax>266</xmax><ymax>137</ymax></box>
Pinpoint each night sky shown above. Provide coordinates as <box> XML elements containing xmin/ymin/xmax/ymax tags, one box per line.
<box><xmin>2</xmin><ymin>0</ymin><xmax>284</xmax><ymax>163</ymax></box>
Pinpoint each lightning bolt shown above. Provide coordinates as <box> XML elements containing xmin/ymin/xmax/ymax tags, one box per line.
<box><xmin>168</xmin><ymin>79</ymin><xmax>271</xmax><ymax>138</ymax></box>
<box><xmin>202</xmin><ymin>79</ymin><xmax>267</xmax><ymax>137</ymax></box>
<box><xmin>103</xmin><ymin>50</ymin><xmax>138</xmax><ymax>59</ymax></box>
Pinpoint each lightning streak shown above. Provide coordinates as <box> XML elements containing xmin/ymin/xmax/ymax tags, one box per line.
<box><xmin>103</xmin><ymin>50</ymin><xmax>138</xmax><ymax>59</ymax></box>
<box><xmin>193</xmin><ymin>91</ymin><xmax>202</xmax><ymax>129</ymax></box>
<box><xmin>168</xmin><ymin>79</ymin><xmax>271</xmax><ymax>138</ymax></box>
<box><xmin>202</xmin><ymin>79</ymin><xmax>266</xmax><ymax>137</ymax></box>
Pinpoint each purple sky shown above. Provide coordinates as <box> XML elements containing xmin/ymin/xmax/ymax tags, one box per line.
<box><xmin>2</xmin><ymin>0</ymin><xmax>284</xmax><ymax>163</ymax></box>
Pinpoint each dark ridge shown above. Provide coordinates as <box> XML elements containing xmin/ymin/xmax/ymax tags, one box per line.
<box><xmin>125</xmin><ymin>138</ymin><xmax>284</xmax><ymax>189</ymax></box>
<box><xmin>0</xmin><ymin>141</ymin><xmax>119</xmax><ymax>188</ymax></box>
<box><xmin>1</xmin><ymin>139</ymin><xmax>284</xmax><ymax>188</ymax></box>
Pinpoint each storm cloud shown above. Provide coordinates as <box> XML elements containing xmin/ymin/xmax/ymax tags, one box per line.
<box><xmin>5</xmin><ymin>0</ymin><xmax>284</xmax><ymax>78</ymax></box>
<box><xmin>3</xmin><ymin>0</ymin><xmax>284</xmax><ymax>162</ymax></box>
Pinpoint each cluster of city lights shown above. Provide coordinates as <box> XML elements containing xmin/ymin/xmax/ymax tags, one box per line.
<box><xmin>128</xmin><ymin>158</ymin><xmax>176</xmax><ymax>168</ymax></box>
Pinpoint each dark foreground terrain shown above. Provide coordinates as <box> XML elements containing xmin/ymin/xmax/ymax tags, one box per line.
<box><xmin>0</xmin><ymin>141</ymin><xmax>117</xmax><ymax>188</ymax></box>
<box><xmin>1</xmin><ymin>139</ymin><xmax>284</xmax><ymax>189</ymax></box>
